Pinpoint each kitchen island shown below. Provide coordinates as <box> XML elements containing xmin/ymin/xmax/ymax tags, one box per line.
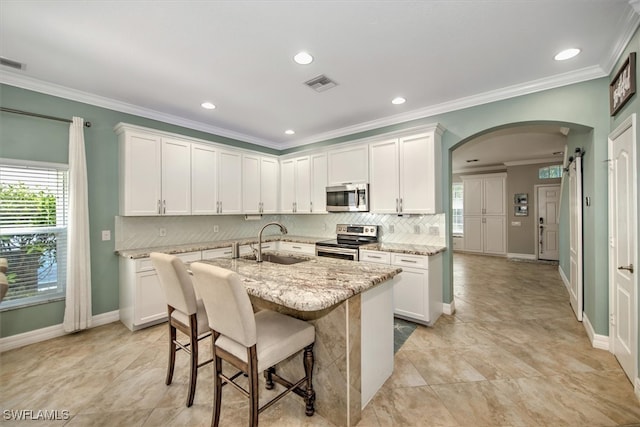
<box><xmin>196</xmin><ymin>252</ymin><xmax>402</xmax><ymax>427</ymax></box>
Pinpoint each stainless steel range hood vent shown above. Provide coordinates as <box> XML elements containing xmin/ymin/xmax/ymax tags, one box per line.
<box><xmin>304</xmin><ymin>74</ymin><xmax>338</xmax><ymax>92</ymax></box>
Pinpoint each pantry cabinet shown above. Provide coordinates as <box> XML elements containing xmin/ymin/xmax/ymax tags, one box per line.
<box><xmin>369</xmin><ymin>128</ymin><xmax>443</xmax><ymax>214</ymax></box>
<box><xmin>243</xmin><ymin>154</ymin><xmax>279</xmax><ymax>214</ymax></box>
<box><xmin>461</xmin><ymin>173</ymin><xmax>506</xmax><ymax>255</ymax></box>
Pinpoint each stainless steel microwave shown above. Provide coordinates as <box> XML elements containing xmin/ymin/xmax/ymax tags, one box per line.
<box><xmin>326</xmin><ymin>184</ymin><xmax>369</xmax><ymax>212</ymax></box>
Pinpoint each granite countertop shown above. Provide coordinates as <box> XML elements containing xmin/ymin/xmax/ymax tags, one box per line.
<box><xmin>360</xmin><ymin>242</ymin><xmax>447</xmax><ymax>256</ymax></box>
<box><xmin>195</xmin><ymin>251</ymin><xmax>402</xmax><ymax>312</ymax></box>
<box><xmin>117</xmin><ymin>235</ymin><xmax>325</xmax><ymax>259</ymax></box>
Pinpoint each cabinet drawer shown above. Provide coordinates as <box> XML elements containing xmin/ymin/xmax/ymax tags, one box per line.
<box><xmin>359</xmin><ymin>250</ymin><xmax>391</xmax><ymax>265</ymax></box>
<box><xmin>391</xmin><ymin>253</ymin><xmax>428</xmax><ymax>269</ymax></box>
<box><xmin>202</xmin><ymin>247</ymin><xmax>233</xmax><ymax>259</ymax></box>
<box><xmin>279</xmin><ymin>241</ymin><xmax>315</xmax><ymax>255</ymax></box>
<box><xmin>136</xmin><ymin>258</ymin><xmax>155</xmax><ymax>272</ymax></box>
<box><xmin>176</xmin><ymin>251</ymin><xmax>202</xmax><ymax>263</ymax></box>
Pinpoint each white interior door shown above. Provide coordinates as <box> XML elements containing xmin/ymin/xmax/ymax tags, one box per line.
<box><xmin>568</xmin><ymin>156</ymin><xmax>583</xmax><ymax>321</ymax></box>
<box><xmin>537</xmin><ymin>185</ymin><xmax>560</xmax><ymax>261</ymax></box>
<box><xmin>608</xmin><ymin>114</ymin><xmax>637</xmax><ymax>384</ymax></box>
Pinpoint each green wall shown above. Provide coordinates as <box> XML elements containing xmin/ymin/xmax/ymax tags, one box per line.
<box><xmin>0</xmin><ymin>73</ymin><xmax>614</xmax><ymax>339</ymax></box>
<box><xmin>0</xmin><ymin>84</ymin><xmax>276</xmax><ymax>337</ymax></box>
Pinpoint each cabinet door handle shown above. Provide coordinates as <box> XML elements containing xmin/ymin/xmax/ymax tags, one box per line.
<box><xmin>400</xmin><ymin>259</ymin><xmax>418</xmax><ymax>263</ymax></box>
<box><xmin>369</xmin><ymin>255</ymin><xmax>382</xmax><ymax>259</ymax></box>
<box><xmin>618</xmin><ymin>264</ymin><xmax>634</xmax><ymax>274</ymax></box>
<box><xmin>162</xmin><ymin>200</ymin><xmax>166</xmax><ymax>214</ymax></box>
<box><xmin>292</xmin><ymin>245</ymin><xmax>302</xmax><ymax>249</ymax></box>
<box><xmin>157</xmin><ymin>200</ymin><xmax>161</xmax><ymax>215</ymax></box>
<box><xmin>395</xmin><ymin>198</ymin><xmax>399</xmax><ymax>212</ymax></box>
<box><xmin>310</xmin><ymin>201</ymin><xmax>313</xmax><ymax>213</ymax></box>
<box><xmin>219</xmin><ymin>201</ymin><xmax>222</xmax><ymax>213</ymax></box>
<box><xmin>399</xmin><ymin>198</ymin><xmax>403</xmax><ymax>212</ymax></box>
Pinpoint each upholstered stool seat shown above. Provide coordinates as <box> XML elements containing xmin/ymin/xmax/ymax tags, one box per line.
<box><xmin>191</xmin><ymin>262</ymin><xmax>316</xmax><ymax>427</ymax></box>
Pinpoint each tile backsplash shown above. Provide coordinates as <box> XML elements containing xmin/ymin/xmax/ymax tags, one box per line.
<box><xmin>115</xmin><ymin>212</ymin><xmax>445</xmax><ymax>251</ymax></box>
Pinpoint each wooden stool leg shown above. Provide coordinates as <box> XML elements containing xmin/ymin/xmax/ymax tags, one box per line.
<box><xmin>303</xmin><ymin>344</ymin><xmax>315</xmax><ymax>416</ymax></box>
<box><xmin>249</xmin><ymin>346</ymin><xmax>259</xmax><ymax>427</ymax></box>
<box><xmin>212</xmin><ymin>333</ymin><xmax>223</xmax><ymax>427</ymax></box>
<box><xmin>187</xmin><ymin>314</ymin><xmax>198</xmax><ymax>407</ymax></box>
<box><xmin>166</xmin><ymin>307</ymin><xmax>176</xmax><ymax>386</ymax></box>
<box><xmin>264</xmin><ymin>367</ymin><xmax>275</xmax><ymax>390</ymax></box>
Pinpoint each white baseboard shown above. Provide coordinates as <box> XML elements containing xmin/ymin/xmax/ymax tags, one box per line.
<box><xmin>507</xmin><ymin>253</ymin><xmax>537</xmax><ymax>260</ymax></box>
<box><xmin>443</xmin><ymin>299</ymin><xmax>456</xmax><ymax>315</ymax></box>
<box><xmin>0</xmin><ymin>310</ymin><xmax>120</xmax><ymax>353</ymax></box>
<box><xmin>582</xmin><ymin>312</ymin><xmax>610</xmax><ymax>351</ymax></box>
<box><xmin>559</xmin><ymin>266</ymin><xmax>570</xmax><ymax>292</ymax></box>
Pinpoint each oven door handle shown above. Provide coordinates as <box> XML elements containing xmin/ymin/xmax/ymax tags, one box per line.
<box><xmin>315</xmin><ymin>246</ymin><xmax>358</xmax><ymax>255</ymax></box>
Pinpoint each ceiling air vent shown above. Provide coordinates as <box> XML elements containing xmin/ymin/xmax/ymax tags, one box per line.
<box><xmin>304</xmin><ymin>74</ymin><xmax>338</xmax><ymax>92</ymax></box>
<box><xmin>0</xmin><ymin>57</ymin><xmax>26</xmax><ymax>70</ymax></box>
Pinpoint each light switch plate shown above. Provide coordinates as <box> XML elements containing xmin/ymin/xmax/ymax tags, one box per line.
<box><xmin>101</xmin><ymin>230</ymin><xmax>111</xmax><ymax>241</ymax></box>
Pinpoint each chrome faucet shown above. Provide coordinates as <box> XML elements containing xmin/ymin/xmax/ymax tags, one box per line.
<box><xmin>257</xmin><ymin>222</ymin><xmax>288</xmax><ymax>262</ymax></box>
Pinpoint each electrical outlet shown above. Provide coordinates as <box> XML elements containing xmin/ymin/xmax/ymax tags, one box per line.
<box><xmin>213</xmin><ymin>225</ymin><xmax>219</xmax><ymax>233</ymax></box>
<box><xmin>389</xmin><ymin>224</ymin><xmax>395</xmax><ymax>233</ymax></box>
<box><xmin>159</xmin><ymin>228</ymin><xmax>167</xmax><ymax>237</ymax></box>
<box><xmin>414</xmin><ymin>225</ymin><xmax>421</xmax><ymax>234</ymax></box>
<box><xmin>429</xmin><ymin>226</ymin><xmax>440</xmax><ymax>236</ymax></box>
<box><xmin>101</xmin><ymin>230</ymin><xmax>111</xmax><ymax>241</ymax></box>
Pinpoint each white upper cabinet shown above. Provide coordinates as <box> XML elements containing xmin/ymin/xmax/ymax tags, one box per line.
<box><xmin>328</xmin><ymin>144</ymin><xmax>368</xmax><ymax>185</ymax></box>
<box><xmin>369</xmin><ymin>139</ymin><xmax>400</xmax><ymax>214</ymax></box>
<box><xmin>118</xmin><ymin>128</ymin><xmax>191</xmax><ymax>216</ymax></box>
<box><xmin>310</xmin><ymin>153</ymin><xmax>328</xmax><ymax>213</ymax></box>
<box><xmin>280</xmin><ymin>156</ymin><xmax>311</xmax><ymax>213</ymax></box>
<box><xmin>118</xmin><ymin>130</ymin><xmax>162</xmax><ymax>216</ymax></box>
<box><xmin>218</xmin><ymin>150</ymin><xmax>242</xmax><ymax>214</ymax></box>
<box><xmin>369</xmin><ymin>128</ymin><xmax>442</xmax><ymax>214</ymax></box>
<box><xmin>191</xmin><ymin>143</ymin><xmax>218</xmax><ymax>215</ymax></box>
<box><xmin>243</xmin><ymin>154</ymin><xmax>279</xmax><ymax>214</ymax></box>
<box><xmin>161</xmin><ymin>138</ymin><xmax>191</xmax><ymax>215</ymax></box>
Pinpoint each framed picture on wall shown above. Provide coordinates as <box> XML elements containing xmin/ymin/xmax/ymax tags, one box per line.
<box><xmin>514</xmin><ymin>205</ymin><xmax>528</xmax><ymax>216</ymax></box>
<box><xmin>514</xmin><ymin>193</ymin><xmax>528</xmax><ymax>204</ymax></box>
<box><xmin>610</xmin><ymin>52</ymin><xmax>636</xmax><ymax>116</ymax></box>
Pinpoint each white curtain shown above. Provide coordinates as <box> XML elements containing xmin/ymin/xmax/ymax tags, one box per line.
<box><xmin>63</xmin><ymin>117</ymin><xmax>92</xmax><ymax>332</ymax></box>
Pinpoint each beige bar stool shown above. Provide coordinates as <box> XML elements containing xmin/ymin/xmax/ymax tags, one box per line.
<box><xmin>190</xmin><ymin>262</ymin><xmax>315</xmax><ymax>427</ymax></box>
<box><xmin>150</xmin><ymin>252</ymin><xmax>213</xmax><ymax>407</ymax></box>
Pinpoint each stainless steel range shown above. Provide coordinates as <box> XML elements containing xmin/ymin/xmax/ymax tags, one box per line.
<box><xmin>315</xmin><ymin>224</ymin><xmax>379</xmax><ymax>261</ymax></box>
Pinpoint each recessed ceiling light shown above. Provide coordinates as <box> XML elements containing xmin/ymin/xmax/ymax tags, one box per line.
<box><xmin>554</xmin><ymin>48</ymin><xmax>581</xmax><ymax>61</ymax></box>
<box><xmin>294</xmin><ymin>52</ymin><xmax>313</xmax><ymax>65</ymax></box>
<box><xmin>392</xmin><ymin>97</ymin><xmax>406</xmax><ymax>105</ymax></box>
<box><xmin>201</xmin><ymin>102</ymin><xmax>216</xmax><ymax>110</ymax></box>
<box><xmin>285</xmin><ymin>129</ymin><xmax>295</xmax><ymax>135</ymax></box>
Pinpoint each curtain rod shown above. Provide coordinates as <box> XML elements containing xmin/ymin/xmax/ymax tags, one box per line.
<box><xmin>0</xmin><ymin>107</ymin><xmax>92</xmax><ymax>127</ymax></box>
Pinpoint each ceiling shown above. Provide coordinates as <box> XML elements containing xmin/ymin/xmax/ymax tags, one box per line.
<box><xmin>0</xmin><ymin>1</ymin><xmax>638</xmax><ymax>151</ymax></box>
<box><xmin>451</xmin><ymin>125</ymin><xmax>569</xmax><ymax>173</ymax></box>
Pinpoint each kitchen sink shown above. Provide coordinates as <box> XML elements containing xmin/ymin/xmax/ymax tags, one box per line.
<box><xmin>244</xmin><ymin>254</ymin><xmax>309</xmax><ymax>265</ymax></box>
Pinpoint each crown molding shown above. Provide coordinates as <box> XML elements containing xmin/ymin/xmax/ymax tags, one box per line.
<box><xmin>601</xmin><ymin>8</ymin><xmax>640</xmax><ymax>74</ymax></box>
<box><xmin>281</xmin><ymin>65</ymin><xmax>607</xmax><ymax>149</ymax></box>
<box><xmin>0</xmin><ymin>70</ymin><xmax>282</xmax><ymax>150</ymax></box>
<box><xmin>453</xmin><ymin>165</ymin><xmax>507</xmax><ymax>175</ymax></box>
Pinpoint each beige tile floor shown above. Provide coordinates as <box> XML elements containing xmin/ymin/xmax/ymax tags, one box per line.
<box><xmin>1</xmin><ymin>253</ymin><xmax>639</xmax><ymax>426</ymax></box>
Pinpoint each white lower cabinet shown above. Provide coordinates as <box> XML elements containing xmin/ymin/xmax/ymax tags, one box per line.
<box><xmin>119</xmin><ymin>251</ymin><xmax>202</xmax><ymax>331</ymax></box>
<box><xmin>359</xmin><ymin>250</ymin><xmax>442</xmax><ymax>325</ymax></box>
<box><xmin>278</xmin><ymin>241</ymin><xmax>315</xmax><ymax>255</ymax></box>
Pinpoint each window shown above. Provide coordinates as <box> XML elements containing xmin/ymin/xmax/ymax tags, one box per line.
<box><xmin>452</xmin><ymin>182</ymin><xmax>464</xmax><ymax>235</ymax></box>
<box><xmin>538</xmin><ymin>165</ymin><xmax>563</xmax><ymax>179</ymax></box>
<box><xmin>0</xmin><ymin>160</ymin><xmax>68</xmax><ymax>310</ymax></box>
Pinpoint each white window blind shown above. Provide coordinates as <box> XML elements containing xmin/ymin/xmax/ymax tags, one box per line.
<box><xmin>0</xmin><ymin>161</ymin><xmax>68</xmax><ymax>309</ymax></box>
